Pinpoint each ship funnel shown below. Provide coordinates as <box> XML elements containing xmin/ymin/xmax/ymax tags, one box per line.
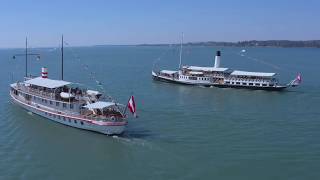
<box><xmin>41</xmin><ymin>67</ymin><xmax>48</xmax><ymax>78</ymax></box>
<box><xmin>214</xmin><ymin>51</ymin><xmax>221</xmax><ymax>68</ymax></box>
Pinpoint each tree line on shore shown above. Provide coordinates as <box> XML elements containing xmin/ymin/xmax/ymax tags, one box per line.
<box><xmin>139</xmin><ymin>40</ymin><xmax>320</xmax><ymax>48</ymax></box>
<box><xmin>188</xmin><ymin>40</ymin><xmax>320</xmax><ymax>48</ymax></box>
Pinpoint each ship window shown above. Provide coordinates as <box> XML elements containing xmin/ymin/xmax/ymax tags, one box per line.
<box><xmin>50</xmin><ymin>101</ymin><xmax>52</xmax><ymax>105</ymax></box>
<box><xmin>81</xmin><ymin>121</ymin><xmax>84</xmax><ymax>125</ymax></box>
<box><xmin>249</xmin><ymin>83</ymin><xmax>253</xmax><ymax>86</ymax></box>
<box><xmin>68</xmin><ymin>118</ymin><xmax>71</xmax><ymax>122</ymax></box>
<box><xmin>74</xmin><ymin>120</ymin><xmax>77</xmax><ymax>123</ymax></box>
<box><xmin>63</xmin><ymin>117</ymin><xmax>66</xmax><ymax>121</ymax></box>
<box><xmin>255</xmin><ymin>83</ymin><xmax>260</xmax><ymax>86</ymax></box>
<box><xmin>41</xmin><ymin>99</ymin><xmax>44</xmax><ymax>102</ymax></box>
<box><xmin>56</xmin><ymin>102</ymin><xmax>59</xmax><ymax>106</ymax></box>
<box><xmin>242</xmin><ymin>83</ymin><xmax>247</xmax><ymax>85</ymax></box>
<box><xmin>70</xmin><ymin>104</ymin><xmax>74</xmax><ymax>109</ymax></box>
<box><xmin>44</xmin><ymin>99</ymin><xmax>47</xmax><ymax>103</ymax></box>
<box><xmin>33</xmin><ymin>96</ymin><xmax>36</xmax><ymax>100</ymax></box>
<box><xmin>236</xmin><ymin>82</ymin><xmax>240</xmax><ymax>85</ymax></box>
<box><xmin>262</xmin><ymin>84</ymin><xmax>267</xmax><ymax>86</ymax></box>
<box><xmin>225</xmin><ymin>81</ymin><xmax>230</xmax><ymax>84</ymax></box>
<box><xmin>63</xmin><ymin>103</ymin><xmax>67</xmax><ymax>108</ymax></box>
<box><xmin>269</xmin><ymin>84</ymin><xmax>274</xmax><ymax>87</ymax></box>
<box><xmin>45</xmin><ymin>112</ymin><xmax>47</xmax><ymax>115</ymax></box>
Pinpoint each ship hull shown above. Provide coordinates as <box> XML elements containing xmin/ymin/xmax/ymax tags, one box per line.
<box><xmin>213</xmin><ymin>84</ymin><xmax>287</xmax><ymax>91</ymax></box>
<box><xmin>152</xmin><ymin>71</ymin><xmax>287</xmax><ymax>91</ymax></box>
<box><xmin>10</xmin><ymin>93</ymin><xmax>126</xmax><ymax>135</ymax></box>
<box><xmin>152</xmin><ymin>71</ymin><xmax>211</xmax><ymax>86</ymax></box>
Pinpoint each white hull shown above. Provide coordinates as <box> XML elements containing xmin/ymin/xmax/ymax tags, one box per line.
<box><xmin>10</xmin><ymin>93</ymin><xmax>126</xmax><ymax>135</ymax></box>
<box><xmin>152</xmin><ymin>71</ymin><xmax>288</xmax><ymax>91</ymax></box>
<box><xmin>152</xmin><ymin>71</ymin><xmax>213</xmax><ymax>86</ymax></box>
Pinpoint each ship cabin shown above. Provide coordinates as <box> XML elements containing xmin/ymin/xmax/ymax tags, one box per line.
<box><xmin>81</xmin><ymin>101</ymin><xmax>125</xmax><ymax>121</ymax></box>
<box><xmin>158</xmin><ymin>70</ymin><xmax>179</xmax><ymax>79</ymax></box>
<box><xmin>224</xmin><ymin>70</ymin><xmax>279</xmax><ymax>87</ymax></box>
<box><xmin>180</xmin><ymin>66</ymin><xmax>230</xmax><ymax>82</ymax></box>
<box><xmin>11</xmin><ymin>77</ymin><xmax>95</xmax><ymax>112</ymax></box>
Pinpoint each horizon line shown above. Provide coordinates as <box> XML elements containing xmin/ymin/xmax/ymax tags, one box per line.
<box><xmin>1</xmin><ymin>39</ymin><xmax>320</xmax><ymax>49</ymax></box>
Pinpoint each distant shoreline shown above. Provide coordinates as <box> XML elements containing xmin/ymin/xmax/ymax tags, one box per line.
<box><xmin>136</xmin><ymin>40</ymin><xmax>320</xmax><ymax>48</ymax></box>
<box><xmin>2</xmin><ymin>40</ymin><xmax>320</xmax><ymax>49</ymax></box>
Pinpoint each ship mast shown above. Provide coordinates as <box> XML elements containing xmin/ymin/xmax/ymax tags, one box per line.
<box><xmin>61</xmin><ymin>35</ymin><xmax>64</xmax><ymax>80</ymax></box>
<box><xmin>178</xmin><ymin>33</ymin><xmax>184</xmax><ymax>70</ymax></box>
<box><xmin>25</xmin><ymin>37</ymin><xmax>28</xmax><ymax>77</ymax></box>
<box><xmin>13</xmin><ymin>37</ymin><xmax>40</xmax><ymax>78</ymax></box>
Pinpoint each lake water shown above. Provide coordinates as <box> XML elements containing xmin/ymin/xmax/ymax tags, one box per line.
<box><xmin>0</xmin><ymin>46</ymin><xmax>319</xmax><ymax>179</ymax></box>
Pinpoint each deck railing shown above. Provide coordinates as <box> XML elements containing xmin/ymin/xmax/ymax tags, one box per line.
<box><xmin>16</xmin><ymin>82</ymin><xmax>80</xmax><ymax>103</ymax></box>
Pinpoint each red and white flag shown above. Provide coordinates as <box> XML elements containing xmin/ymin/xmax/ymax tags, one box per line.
<box><xmin>296</xmin><ymin>73</ymin><xmax>302</xmax><ymax>83</ymax></box>
<box><xmin>289</xmin><ymin>73</ymin><xmax>302</xmax><ymax>86</ymax></box>
<box><xmin>127</xmin><ymin>95</ymin><xmax>137</xmax><ymax>117</ymax></box>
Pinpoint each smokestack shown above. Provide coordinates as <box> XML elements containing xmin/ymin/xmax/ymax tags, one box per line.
<box><xmin>214</xmin><ymin>51</ymin><xmax>221</xmax><ymax>68</ymax></box>
<box><xmin>41</xmin><ymin>67</ymin><xmax>48</xmax><ymax>78</ymax></box>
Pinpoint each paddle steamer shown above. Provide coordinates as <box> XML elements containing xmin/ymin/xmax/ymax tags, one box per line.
<box><xmin>152</xmin><ymin>38</ymin><xmax>301</xmax><ymax>91</ymax></box>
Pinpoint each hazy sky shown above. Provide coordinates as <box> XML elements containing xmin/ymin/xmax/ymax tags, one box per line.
<box><xmin>0</xmin><ymin>0</ymin><xmax>319</xmax><ymax>48</ymax></box>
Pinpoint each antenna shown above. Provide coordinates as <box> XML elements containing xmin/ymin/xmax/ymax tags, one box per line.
<box><xmin>179</xmin><ymin>33</ymin><xmax>184</xmax><ymax>69</ymax></box>
<box><xmin>61</xmin><ymin>35</ymin><xmax>64</xmax><ymax>80</ymax></box>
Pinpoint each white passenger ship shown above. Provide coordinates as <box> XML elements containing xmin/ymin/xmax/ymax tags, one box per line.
<box><xmin>10</xmin><ymin>37</ymin><xmax>136</xmax><ymax>135</ymax></box>
<box><xmin>152</xmin><ymin>47</ymin><xmax>301</xmax><ymax>91</ymax></box>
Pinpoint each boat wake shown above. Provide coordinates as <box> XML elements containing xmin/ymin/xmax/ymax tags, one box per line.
<box><xmin>111</xmin><ymin>135</ymin><xmax>154</xmax><ymax>149</ymax></box>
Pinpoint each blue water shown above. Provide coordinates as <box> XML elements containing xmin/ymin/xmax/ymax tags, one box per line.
<box><xmin>0</xmin><ymin>46</ymin><xmax>319</xmax><ymax>179</ymax></box>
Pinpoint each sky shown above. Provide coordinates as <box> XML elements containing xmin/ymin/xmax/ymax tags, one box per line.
<box><xmin>0</xmin><ymin>0</ymin><xmax>319</xmax><ymax>48</ymax></box>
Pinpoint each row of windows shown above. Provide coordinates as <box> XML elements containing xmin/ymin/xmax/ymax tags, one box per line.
<box><xmin>199</xmin><ymin>77</ymin><xmax>209</xmax><ymax>81</ymax></box>
<box><xmin>44</xmin><ymin>112</ymin><xmax>84</xmax><ymax>125</ymax></box>
<box><xmin>225</xmin><ymin>81</ymin><xmax>274</xmax><ymax>87</ymax></box>
<box><xmin>33</xmin><ymin>96</ymin><xmax>74</xmax><ymax>109</ymax></box>
<box><xmin>180</xmin><ymin>76</ymin><xmax>209</xmax><ymax>81</ymax></box>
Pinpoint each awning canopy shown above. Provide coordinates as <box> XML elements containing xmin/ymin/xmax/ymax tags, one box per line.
<box><xmin>189</xmin><ymin>71</ymin><xmax>203</xmax><ymax>75</ymax></box>
<box><xmin>231</xmin><ymin>70</ymin><xmax>276</xmax><ymax>77</ymax></box>
<box><xmin>24</xmin><ymin>77</ymin><xmax>71</xmax><ymax>89</ymax></box>
<box><xmin>160</xmin><ymin>70</ymin><xmax>178</xmax><ymax>75</ymax></box>
<box><xmin>83</xmin><ymin>101</ymin><xmax>116</xmax><ymax>109</ymax></box>
<box><xmin>184</xmin><ymin>66</ymin><xmax>229</xmax><ymax>72</ymax></box>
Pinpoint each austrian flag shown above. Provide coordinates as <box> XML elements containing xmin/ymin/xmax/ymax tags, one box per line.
<box><xmin>127</xmin><ymin>96</ymin><xmax>137</xmax><ymax>117</ymax></box>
